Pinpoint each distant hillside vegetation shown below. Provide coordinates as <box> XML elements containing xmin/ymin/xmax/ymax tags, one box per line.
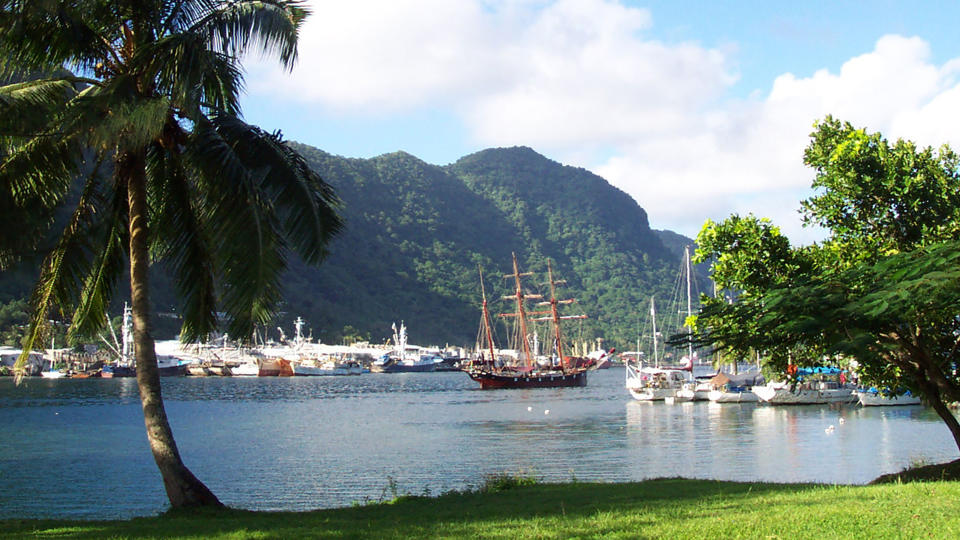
<box><xmin>2</xmin><ymin>144</ymin><xmax>704</xmax><ymax>350</ymax></box>
<box><xmin>287</xmin><ymin>144</ymin><xmax>700</xmax><ymax>348</ymax></box>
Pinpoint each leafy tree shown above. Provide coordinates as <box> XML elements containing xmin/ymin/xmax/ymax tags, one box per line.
<box><xmin>0</xmin><ymin>0</ymin><xmax>341</xmax><ymax>508</ymax></box>
<box><xmin>691</xmin><ymin>117</ymin><xmax>960</xmax><ymax>451</ymax></box>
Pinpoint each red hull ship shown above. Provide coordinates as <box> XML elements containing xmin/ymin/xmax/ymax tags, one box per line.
<box><xmin>464</xmin><ymin>254</ymin><xmax>590</xmax><ymax>390</ymax></box>
<box><xmin>467</xmin><ymin>369</ymin><xmax>587</xmax><ymax>389</ymax></box>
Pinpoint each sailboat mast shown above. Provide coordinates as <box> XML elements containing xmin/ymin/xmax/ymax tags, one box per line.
<box><xmin>478</xmin><ymin>265</ymin><xmax>498</xmax><ymax>365</ymax></box>
<box><xmin>685</xmin><ymin>245</ymin><xmax>694</xmax><ymax>361</ymax></box>
<box><xmin>546</xmin><ymin>260</ymin><xmax>566</xmax><ymax>372</ymax></box>
<box><xmin>510</xmin><ymin>253</ymin><xmax>533</xmax><ymax>368</ymax></box>
<box><xmin>651</xmin><ymin>296</ymin><xmax>659</xmax><ymax>367</ymax></box>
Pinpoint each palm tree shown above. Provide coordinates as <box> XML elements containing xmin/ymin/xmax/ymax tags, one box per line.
<box><xmin>0</xmin><ymin>0</ymin><xmax>342</xmax><ymax>508</ymax></box>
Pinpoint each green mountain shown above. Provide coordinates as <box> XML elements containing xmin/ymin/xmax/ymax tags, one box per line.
<box><xmin>286</xmin><ymin>144</ymin><xmax>698</xmax><ymax>349</ymax></box>
<box><xmin>2</xmin><ymin>144</ymin><xmax>702</xmax><ymax>350</ymax></box>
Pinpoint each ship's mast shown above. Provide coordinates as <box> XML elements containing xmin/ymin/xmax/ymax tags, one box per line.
<box><xmin>684</xmin><ymin>245</ymin><xmax>694</xmax><ymax>362</ymax></box>
<box><xmin>478</xmin><ymin>265</ymin><xmax>498</xmax><ymax>366</ymax></box>
<box><xmin>532</xmin><ymin>259</ymin><xmax>587</xmax><ymax>372</ymax></box>
<box><xmin>505</xmin><ymin>253</ymin><xmax>534</xmax><ymax>368</ymax></box>
<box><xmin>547</xmin><ymin>260</ymin><xmax>565</xmax><ymax>370</ymax></box>
<box><xmin>651</xmin><ymin>296</ymin><xmax>659</xmax><ymax>368</ymax></box>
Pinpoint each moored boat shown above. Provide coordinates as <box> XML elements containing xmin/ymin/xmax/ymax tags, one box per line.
<box><xmin>753</xmin><ymin>381</ymin><xmax>855</xmax><ymax>405</ymax></box>
<box><xmin>626</xmin><ymin>365</ymin><xmax>691</xmax><ymax>401</ymax></box>
<box><xmin>856</xmin><ymin>388</ymin><xmax>922</xmax><ymax>406</ymax></box>
<box><xmin>706</xmin><ymin>371</ymin><xmax>763</xmax><ymax>403</ymax></box>
<box><xmin>464</xmin><ymin>255</ymin><xmax>590</xmax><ymax>390</ymax></box>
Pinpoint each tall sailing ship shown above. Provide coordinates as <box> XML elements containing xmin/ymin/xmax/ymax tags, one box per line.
<box><xmin>464</xmin><ymin>253</ymin><xmax>590</xmax><ymax>389</ymax></box>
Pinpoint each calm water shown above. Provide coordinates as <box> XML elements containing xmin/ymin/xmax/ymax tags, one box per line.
<box><xmin>1</xmin><ymin>369</ymin><xmax>956</xmax><ymax>520</ymax></box>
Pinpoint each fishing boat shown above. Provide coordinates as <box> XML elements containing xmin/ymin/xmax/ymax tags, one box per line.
<box><xmin>102</xmin><ymin>304</ymin><xmax>136</xmax><ymax>378</ymax></box>
<box><xmin>464</xmin><ymin>255</ymin><xmax>590</xmax><ymax>389</ymax></box>
<box><xmin>370</xmin><ymin>322</ymin><xmax>445</xmax><ymax>373</ymax></box>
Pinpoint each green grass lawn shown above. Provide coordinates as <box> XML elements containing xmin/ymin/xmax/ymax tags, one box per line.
<box><xmin>4</xmin><ymin>477</ymin><xmax>960</xmax><ymax>539</ymax></box>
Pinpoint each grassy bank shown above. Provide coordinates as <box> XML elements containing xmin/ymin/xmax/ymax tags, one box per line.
<box><xmin>4</xmin><ymin>477</ymin><xmax>960</xmax><ymax>539</ymax></box>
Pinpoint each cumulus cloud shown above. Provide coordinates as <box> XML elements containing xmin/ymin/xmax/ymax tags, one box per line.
<box><xmin>248</xmin><ymin>2</ymin><xmax>960</xmax><ymax>244</ymax></box>
<box><xmin>595</xmin><ymin>34</ymin><xmax>960</xmax><ymax>243</ymax></box>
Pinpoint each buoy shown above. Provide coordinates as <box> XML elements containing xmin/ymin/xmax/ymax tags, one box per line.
<box><xmin>544</xmin><ymin>409</ymin><xmax>550</xmax><ymax>415</ymax></box>
<box><xmin>527</xmin><ymin>406</ymin><xmax>532</xmax><ymax>411</ymax></box>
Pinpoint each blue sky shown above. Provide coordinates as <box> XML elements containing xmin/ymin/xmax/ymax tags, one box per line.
<box><xmin>240</xmin><ymin>1</ymin><xmax>960</xmax><ymax>243</ymax></box>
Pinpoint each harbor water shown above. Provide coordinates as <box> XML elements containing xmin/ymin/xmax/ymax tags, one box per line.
<box><xmin>1</xmin><ymin>369</ymin><xmax>956</xmax><ymax>520</ymax></box>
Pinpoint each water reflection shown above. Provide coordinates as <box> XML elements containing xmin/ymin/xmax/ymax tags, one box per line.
<box><xmin>1</xmin><ymin>370</ymin><xmax>956</xmax><ymax>520</ymax></box>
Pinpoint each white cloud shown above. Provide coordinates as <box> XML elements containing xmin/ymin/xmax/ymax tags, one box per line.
<box><xmin>595</xmin><ymin>34</ymin><xmax>960</xmax><ymax>244</ymax></box>
<box><xmin>249</xmin><ymin>2</ymin><xmax>960</xmax><ymax>245</ymax></box>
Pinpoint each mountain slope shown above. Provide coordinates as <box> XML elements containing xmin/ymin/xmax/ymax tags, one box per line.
<box><xmin>2</xmin><ymin>144</ymin><xmax>700</xmax><ymax>350</ymax></box>
<box><xmin>291</xmin><ymin>144</ymin><xmax>691</xmax><ymax>348</ymax></box>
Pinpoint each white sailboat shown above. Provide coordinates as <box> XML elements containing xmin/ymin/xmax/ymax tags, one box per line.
<box><xmin>626</xmin><ymin>246</ymin><xmax>698</xmax><ymax>401</ymax></box>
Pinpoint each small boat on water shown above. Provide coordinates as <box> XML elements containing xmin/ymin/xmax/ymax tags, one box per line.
<box><xmin>625</xmin><ymin>294</ymin><xmax>694</xmax><ymax>401</ymax></box>
<box><xmin>753</xmin><ymin>366</ymin><xmax>856</xmax><ymax>405</ymax></box>
<box><xmin>856</xmin><ymin>388</ymin><xmax>922</xmax><ymax>406</ymax></box>
<box><xmin>40</xmin><ymin>368</ymin><xmax>69</xmax><ymax>379</ymax></box>
<box><xmin>371</xmin><ymin>323</ymin><xmax>445</xmax><ymax>373</ymax></box>
<box><xmin>464</xmin><ymin>255</ymin><xmax>590</xmax><ymax>389</ymax></box>
<box><xmin>626</xmin><ymin>364</ymin><xmax>692</xmax><ymax>401</ymax></box>
<box><xmin>753</xmin><ymin>381</ymin><xmax>855</xmax><ymax>404</ymax></box>
<box><xmin>706</xmin><ymin>371</ymin><xmax>763</xmax><ymax>403</ymax></box>
<box><xmin>294</xmin><ymin>357</ymin><xmax>364</xmax><ymax>376</ymax></box>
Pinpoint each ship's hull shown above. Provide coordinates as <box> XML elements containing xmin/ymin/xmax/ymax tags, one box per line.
<box><xmin>708</xmin><ymin>389</ymin><xmax>759</xmax><ymax>403</ymax></box>
<box><xmin>856</xmin><ymin>391</ymin><xmax>921</xmax><ymax>406</ymax></box>
<box><xmin>101</xmin><ymin>364</ymin><xmax>136</xmax><ymax>378</ymax></box>
<box><xmin>467</xmin><ymin>369</ymin><xmax>587</xmax><ymax>389</ymax></box>
<box><xmin>258</xmin><ymin>358</ymin><xmax>294</xmax><ymax>377</ymax></box>
<box><xmin>376</xmin><ymin>362</ymin><xmax>439</xmax><ymax>373</ymax></box>
<box><xmin>754</xmin><ymin>384</ymin><xmax>856</xmax><ymax>404</ymax></box>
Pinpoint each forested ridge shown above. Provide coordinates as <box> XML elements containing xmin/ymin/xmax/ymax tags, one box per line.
<box><xmin>2</xmin><ymin>144</ymin><xmax>703</xmax><ymax>349</ymax></box>
<box><xmin>285</xmin><ymin>144</ymin><xmax>700</xmax><ymax>348</ymax></box>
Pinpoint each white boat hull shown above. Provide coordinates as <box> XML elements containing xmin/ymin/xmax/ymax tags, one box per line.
<box><xmin>40</xmin><ymin>370</ymin><xmax>68</xmax><ymax>379</ymax></box>
<box><xmin>754</xmin><ymin>384</ymin><xmax>856</xmax><ymax>405</ymax></box>
<box><xmin>676</xmin><ymin>387</ymin><xmax>709</xmax><ymax>401</ymax></box>
<box><xmin>231</xmin><ymin>362</ymin><xmax>260</xmax><ymax>376</ymax></box>
<box><xmin>708</xmin><ymin>389</ymin><xmax>759</xmax><ymax>403</ymax></box>
<box><xmin>628</xmin><ymin>386</ymin><xmax>675</xmax><ymax>401</ymax></box>
<box><xmin>857</xmin><ymin>391</ymin><xmax>921</xmax><ymax>406</ymax></box>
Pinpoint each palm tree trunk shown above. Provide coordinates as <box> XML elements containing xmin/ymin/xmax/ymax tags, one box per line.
<box><xmin>123</xmin><ymin>150</ymin><xmax>222</xmax><ymax>508</ymax></box>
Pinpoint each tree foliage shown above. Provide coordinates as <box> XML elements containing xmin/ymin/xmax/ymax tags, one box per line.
<box><xmin>692</xmin><ymin>117</ymin><xmax>960</xmax><ymax>451</ymax></box>
<box><xmin>0</xmin><ymin>0</ymin><xmax>341</xmax><ymax>508</ymax></box>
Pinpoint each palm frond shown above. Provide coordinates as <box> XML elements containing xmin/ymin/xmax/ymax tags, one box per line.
<box><xmin>141</xmin><ymin>33</ymin><xmax>244</xmax><ymax>116</ymax></box>
<box><xmin>0</xmin><ymin>0</ymin><xmax>120</xmax><ymax>79</ymax></box>
<box><xmin>0</xmin><ymin>132</ymin><xmax>84</xmax><ymax>208</ymax></box>
<box><xmin>189</xmin><ymin>0</ymin><xmax>308</xmax><ymax>70</ymax></box>
<box><xmin>187</xmin><ymin>115</ymin><xmax>287</xmax><ymax>340</ymax></box>
<box><xmin>14</xmin><ymin>170</ymin><xmax>104</xmax><ymax>381</ymax></box>
<box><xmin>207</xmin><ymin>113</ymin><xmax>342</xmax><ymax>264</ymax></box>
<box><xmin>69</xmin><ymin>167</ymin><xmax>127</xmax><ymax>341</ymax></box>
<box><xmin>147</xmin><ymin>140</ymin><xmax>219</xmax><ymax>342</ymax></box>
<box><xmin>0</xmin><ymin>78</ymin><xmax>78</xmax><ymax>136</ymax></box>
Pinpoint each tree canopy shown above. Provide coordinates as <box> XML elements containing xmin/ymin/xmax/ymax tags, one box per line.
<box><xmin>0</xmin><ymin>0</ymin><xmax>341</xmax><ymax>508</ymax></box>
<box><xmin>691</xmin><ymin>117</ymin><xmax>960</xmax><ymax>451</ymax></box>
